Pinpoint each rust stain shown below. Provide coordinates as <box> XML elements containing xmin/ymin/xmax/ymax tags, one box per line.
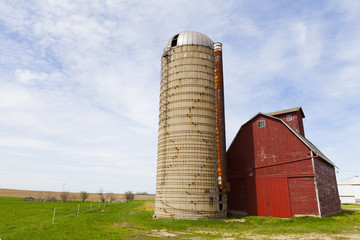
<box><xmin>214</xmin><ymin>43</ymin><xmax>229</xmax><ymax>192</ymax></box>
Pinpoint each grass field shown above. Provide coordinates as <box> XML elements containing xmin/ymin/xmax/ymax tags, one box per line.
<box><xmin>1</xmin><ymin>197</ymin><xmax>359</xmax><ymax>240</ymax></box>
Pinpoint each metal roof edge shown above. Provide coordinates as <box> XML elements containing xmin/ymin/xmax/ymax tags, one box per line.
<box><xmin>266</xmin><ymin>106</ymin><xmax>305</xmax><ymax>118</ymax></box>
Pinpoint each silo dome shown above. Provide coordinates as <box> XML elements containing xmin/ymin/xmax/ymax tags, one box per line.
<box><xmin>163</xmin><ymin>31</ymin><xmax>214</xmax><ymax>53</ymax></box>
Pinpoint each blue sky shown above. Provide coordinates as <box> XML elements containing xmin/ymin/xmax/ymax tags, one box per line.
<box><xmin>0</xmin><ymin>0</ymin><xmax>359</xmax><ymax>194</ymax></box>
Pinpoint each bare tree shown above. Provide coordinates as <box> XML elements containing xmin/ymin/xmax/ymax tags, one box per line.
<box><xmin>98</xmin><ymin>188</ymin><xmax>108</xmax><ymax>203</ymax></box>
<box><xmin>60</xmin><ymin>191</ymin><xmax>70</xmax><ymax>202</ymax></box>
<box><xmin>70</xmin><ymin>194</ymin><xmax>77</xmax><ymax>202</ymax></box>
<box><xmin>46</xmin><ymin>194</ymin><xmax>58</xmax><ymax>202</ymax></box>
<box><xmin>80</xmin><ymin>191</ymin><xmax>89</xmax><ymax>202</ymax></box>
<box><xmin>125</xmin><ymin>191</ymin><xmax>134</xmax><ymax>201</ymax></box>
<box><xmin>60</xmin><ymin>182</ymin><xmax>70</xmax><ymax>202</ymax></box>
<box><xmin>107</xmin><ymin>192</ymin><xmax>117</xmax><ymax>203</ymax></box>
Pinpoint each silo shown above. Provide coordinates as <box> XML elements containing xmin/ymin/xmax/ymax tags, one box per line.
<box><xmin>155</xmin><ymin>31</ymin><xmax>227</xmax><ymax>219</ymax></box>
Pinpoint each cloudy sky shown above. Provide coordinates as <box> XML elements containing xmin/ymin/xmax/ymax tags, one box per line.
<box><xmin>1</xmin><ymin>0</ymin><xmax>359</xmax><ymax>194</ymax></box>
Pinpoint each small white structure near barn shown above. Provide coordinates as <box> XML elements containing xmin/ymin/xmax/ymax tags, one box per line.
<box><xmin>338</xmin><ymin>176</ymin><xmax>360</xmax><ymax>204</ymax></box>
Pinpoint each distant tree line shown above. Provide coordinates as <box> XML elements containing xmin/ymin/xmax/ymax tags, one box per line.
<box><xmin>22</xmin><ymin>188</ymin><xmax>149</xmax><ymax>202</ymax></box>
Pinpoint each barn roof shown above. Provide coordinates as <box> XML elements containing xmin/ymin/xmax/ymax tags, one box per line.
<box><xmin>227</xmin><ymin>111</ymin><xmax>336</xmax><ymax>168</ymax></box>
<box><xmin>266</xmin><ymin>106</ymin><xmax>305</xmax><ymax>118</ymax></box>
<box><xmin>338</xmin><ymin>176</ymin><xmax>360</xmax><ymax>185</ymax></box>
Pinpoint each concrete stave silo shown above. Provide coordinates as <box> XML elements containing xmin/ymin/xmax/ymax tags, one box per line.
<box><xmin>155</xmin><ymin>31</ymin><xmax>227</xmax><ymax>219</ymax></box>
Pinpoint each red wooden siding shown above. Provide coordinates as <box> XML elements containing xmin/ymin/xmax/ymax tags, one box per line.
<box><xmin>246</xmin><ymin>178</ymin><xmax>257</xmax><ymax>215</ymax></box>
<box><xmin>251</xmin><ymin>116</ymin><xmax>312</xmax><ymax>176</ymax></box>
<box><xmin>288</xmin><ymin>177</ymin><xmax>319</xmax><ymax>216</ymax></box>
<box><xmin>255</xmin><ymin>159</ymin><xmax>314</xmax><ymax>178</ymax></box>
<box><xmin>227</xmin><ymin>121</ymin><xmax>255</xmax><ymax>180</ymax></box>
<box><xmin>272</xmin><ymin>111</ymin><xmax>305</xmax><ymax>137</ymax></box>
<box><xmin>254</xmin><ymin>178</ymin><xmax>291</xmax><ymax>218</ymax></box>
<box><xmin>228</xmin><ymin>179</ymin><xmax>247</xmax><ymax>212</ymax></box>
<box><xmin>314</xmin><ymin>158</ymin><xmax>341</xmax><ymax>216</ymax></box>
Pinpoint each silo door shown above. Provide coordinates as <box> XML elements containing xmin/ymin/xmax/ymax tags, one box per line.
<box><xmin>256</xmin><ymin>178</ymin><xmax>291</xmax><ymax>218</ymax></box>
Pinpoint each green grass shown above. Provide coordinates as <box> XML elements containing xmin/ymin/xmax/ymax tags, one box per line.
<box><xmin>342</xmin><ymin>204</ymin><xmax>360</xmax><ymax>209</ymax></box>
<box><xmin>1</xmin><ymin>196</ymin><xmax>359</xmax><ymax>239</ymax></box>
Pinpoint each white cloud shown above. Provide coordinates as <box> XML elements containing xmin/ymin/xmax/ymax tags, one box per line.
<box><xmin>290</xmin><ymin>22</ymin><xmax>323</xmax><ymax>69</ymax></box>
<box><xmin>14</xmin><ymin>69</ymin><xmax>49</xmax><ymax>85</ymax></box>
<box><xmin>0</xmin><ymin>0</ymin><xmax>359</xmax><ymax>192</ymax></box>
<box><xmin>0</xmin><ymin>137</ymin><xmax>52</xmax><ymax>149</ymax></box>
<box><xmin>0</xmin><ymin>85</ymin><xmax>39</xmax><ymax>109</ymax></box>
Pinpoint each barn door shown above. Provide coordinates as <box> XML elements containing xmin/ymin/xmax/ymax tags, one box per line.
<box><xmin>256</xmin><ymin>178</ymin><xmax>291</xmax><ymax>218</ymax></box>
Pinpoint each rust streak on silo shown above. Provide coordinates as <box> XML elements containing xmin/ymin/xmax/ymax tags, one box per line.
<box><xmin>214</xmin><ymin>42</ymin><xmax>229</xmax><ymax>192</ymax></box>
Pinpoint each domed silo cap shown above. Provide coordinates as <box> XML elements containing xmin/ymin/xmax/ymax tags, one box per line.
<box><xmin>163</xmin><ymin>31</ymin><xmax>214</xmax><ymax>52</ymax></box>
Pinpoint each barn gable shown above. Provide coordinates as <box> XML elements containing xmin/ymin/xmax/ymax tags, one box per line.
<box><xmin>228</xmin><ymin>112</ymin><xmax>336</xmax><ymax>167</ymax></box>
<box><xmin>266</xmin><ymin>107</ymin><xmax>305</xmax><ymax>136</ymax></box>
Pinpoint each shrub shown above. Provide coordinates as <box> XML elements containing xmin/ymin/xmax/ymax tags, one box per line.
<box><xmin>80</xmin><ymin>191</ymin><xmax>89</xmax><ymax>202</ymax></box>
<box><xmin>70</xmin><ymin>194</ymin><xmax>76</xmax><ymax>201</ymax></box>
<box><xmin>46</xmin><ymin>195</ymin><xmax>57</xmax><ymax>202</ymax></box>
<box><xmin>107</xmin><ymin>192</ymin><xmax>116</xmax><ymax>203</ymax></box>
<box><xmin>60</xmin><ymin>191</ymin><xmax>70</xmax><ymax>202</ymax></box>
<box><xmin>125</xmin><ymin>191</ymin><xmax>134</xmax><ymax>201</ymax></box>
<box><xmin>136</xmin><ymin>191</ymin><xmax>148</xmax><ymax>195</ymax></box>
<box><xmin>23</xmin><ymin>196</ymin><xmax>35</xmax><ymax>201</ymax></box>
<box><xmin>98</xmin><ymin>188</ymin><xmax>108</xmax><ymax>203</ymax></box>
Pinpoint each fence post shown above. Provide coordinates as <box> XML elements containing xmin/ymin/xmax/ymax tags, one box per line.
<box><xmin>90</xmin><ymin>203</ymin><xmax>92</xmax><ymax>211</ymax></box>
<box><xmin>52</xmin><ymin>208</ymin><xmax>56</xmax><ymax>224</ymax></box>
<box><xmin>77</xmin><ymin>204</ymin><xmax>80</xmax><ymax>216</ymax></box>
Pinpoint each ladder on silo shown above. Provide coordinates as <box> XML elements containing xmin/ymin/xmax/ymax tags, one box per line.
<box><xmin>160</xmin><ymin>53</ymin><xmax>171</xmax><ymax>187</ymax></box>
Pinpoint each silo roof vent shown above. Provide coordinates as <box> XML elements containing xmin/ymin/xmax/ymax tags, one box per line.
<box><xmin>164</xmin><ymin>31</ymin><xmax>214</xmax><ymax>52</ymax></box>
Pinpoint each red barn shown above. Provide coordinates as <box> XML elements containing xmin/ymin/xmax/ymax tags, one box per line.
<box><xmin>227</xmin><ymin>107</ymin><xmax>341</xmax><ymax>218</ymax></box>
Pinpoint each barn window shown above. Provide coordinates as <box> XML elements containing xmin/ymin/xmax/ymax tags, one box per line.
<box><xmin>258</xmin><ymin>120</ymin><xmax>265</xmax><ymax>128</ymax></box>
<box><xmin>286</xmin><ymin>114</ymin><xmax>292</xmax><ymax>121</ymax></box>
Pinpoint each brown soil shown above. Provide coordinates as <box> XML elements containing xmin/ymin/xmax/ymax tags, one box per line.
<box><xmin>0</xmin><ymin>188</ymin><xmax>155</xmax><ymax>201</ymax></box>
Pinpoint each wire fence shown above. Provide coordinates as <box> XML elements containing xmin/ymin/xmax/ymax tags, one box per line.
<box><xmin>50</xmin><ymin>200</ymin><xmax>120</xmax><ymax>224</ymax></box>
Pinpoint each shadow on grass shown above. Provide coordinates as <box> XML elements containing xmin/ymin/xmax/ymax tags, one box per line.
<box><xmin>332</xmin><ymin>209</ymin><xmax>357</xmax><ymax>216</ymax></box>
